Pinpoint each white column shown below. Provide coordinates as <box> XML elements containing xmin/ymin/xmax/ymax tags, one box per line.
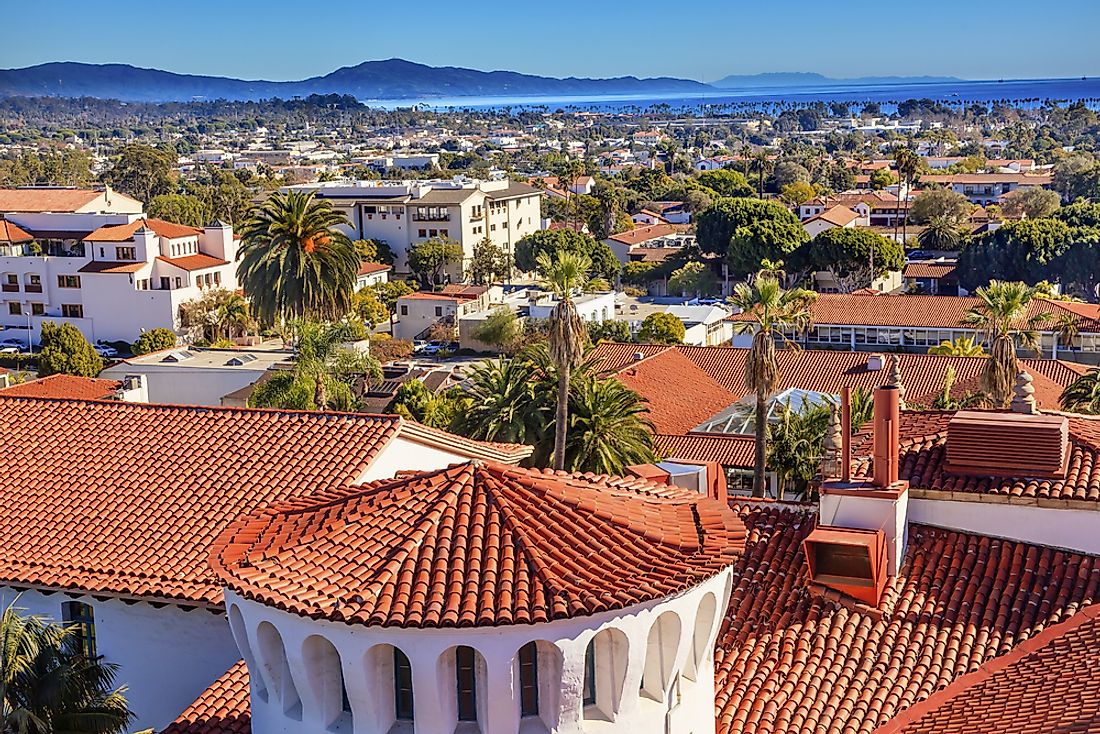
<box><xmin>481</xmin><ymin>649</ymin><xmax>521</xmax><ymax>733</ymax></box>
<box><xmin>283</xmin><ymin>639</ymin><xmax>324</xmax><ymax>729</ymax></box>
<box><xmin>410</xmin><ymin>647</ymin><xmax>453</xmax><ymax>734</ymax></box>
<box><xmin>556</xmin><ymin>638</ymin><xmax>588</xmax><ymax>733</ymax></box>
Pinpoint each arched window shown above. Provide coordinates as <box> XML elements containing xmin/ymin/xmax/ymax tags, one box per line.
<box><xmin>640</xmin><ymin>611</ymin><xmax>681</xmax><ymax>703</ymax></box>
<box><xmin>394</xmin><ymin>648</ymin><xmax>414</xmax><ymax>721</ymax></box>
<box><xmin>583</xmin><ymin>641</ymin><xmax>596</xmax><ymax>706</ymax></box>
<box><xmin>519</xmin><ymin>642</ymin><xmax>539</xmax><ymax>717</ymax></box>
<box><xmin>456</xmin><ymin>645</ymin><xmax>478</xmax><ymax>722</ymax></box>
<box><xmin>302</xmin><ymin>635</ymin><xmax>350</xmax><ymax>730</ymax></box>
<box><xmin>687</xmin><ymin>593</ymin><xmax>718</xmax><ymax>681</ymax></box>
<box><xmin>582</xmin><ymin>628</ymin><xmax>628</xmax><ymax>722</ymax></box>
<box><xmin>228</xmin><ymin>606</ymin><xmax>266</xmax><ymax>702</ymax></box>
<box><xmin>256</xmin><ymin>622</ymin><xmax>302</xmax><ymax>719</ymax></box>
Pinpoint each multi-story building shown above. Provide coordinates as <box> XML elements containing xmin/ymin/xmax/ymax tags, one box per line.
<box><xmin>920</xmin><ymin>172</ymin><xmax>1053</xmax><ymax>205</ymax></box>
<box><xmin>0</xmin><ymin>187</ymin><xmax>238</xmax><ymax>344</ymax></box>
<box><xmin>285</xmin><ymin>179</ymin><xmax>543</xmax><ymax>280</ymax></box>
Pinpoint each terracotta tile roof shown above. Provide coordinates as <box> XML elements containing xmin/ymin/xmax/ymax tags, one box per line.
<box><xmin>807</xmin><ymin>205</ymin><xmax>860</xmax><ymax>227</ymax></box>
<box><xmin>161</xmin><ymin>661</ymin><xmax>250</xmax><ymax>734</ymax></box>
<box><xmin>0</xmin><ymin>374</ymin><xmax>121</xmax><ymax>400</ymax></box>
<box><xmin>607</xmin><ymin>223</ymin><xmax>680</xmax><ymax>246</ymax></box>
<box><xmin>851</xmin><ymin>410</ymin><xmax>1100</xmax><ymax>502</ymax></box>
<box><xmin>921</xmin><ymin>173</ymin><xmax>1053</xmax><ymax>185</ymax></box>
<box><xmin>592</xmin><ymin>344</ymin><xmax>1082</xmax><ymax>412</ymax></box>
<box><xmin>715</xmin><ymin>504</ymin><xmax>1100</xmax><ymax>734</ymax></box>
<box><xmin>0</xmin><ymin>220</ymin><xmax>34</xmax><ymax>242</ymax></box>
<box><xmin>0</xmin><ymin>187</ymin><xmax>104</xmax><ymax>213</ymax></box>
<box><xmin>399</xmin><ymin>291</ymin><xmax>466</xmax><ymax>302</ymax></box>
<box><xmin>84</xmin><ymin>218</ymin><xmax>202</xmax><ymax>242</ymax></box>
<box><xmin>725</xmin><ymin>294</ymin><xmax>1100</xmax><ymax>332</ymax></box>
<box><xmin>77</xmin><ymin>260</ymin><xmax>146</xmax><ymax>274</ymax></box>
<box><xmin>614</xmin><ymin>348</ymin><xmax>739</xmax><ymax>434</ymax></box>
<box><xmin>0</xmin><ymin>398</ymin><xmax>523</xmax><ymax>605</ymax></box>
<box><xmin>877</xmin><ymin>604</ymin><xmax>1100</xmax><ymax>734</ymax></box>
<box><xmin>655</xmin><ymin>433</ymin><xmax>756</xmax><ymax>466</ymax></box>
<box><xmin>902</xmin><ymin>262</ymin><xmax>957</xmax><ymax>279</ymax></box>
<box><xmin>357</xmin><ymin>261</ymin><xmax>391</xmax><ymax>276</ymax></box>
<box><xmin>156</xmin><ymin>254</ymin><xmax>230</xmax><ymax>271</ymax></box>
<box><xmin>211</xmin><ymin>461</ymin><xmax>745</xmax><ymax>628</ymax></box>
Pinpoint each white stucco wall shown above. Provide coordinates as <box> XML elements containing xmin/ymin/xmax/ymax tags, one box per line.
<box><xmin>99</xmin><ymin>363</ymin><xmax>269</xmax><ymax>406</ymax></box>
<box><xmin>357</xmin><ymin>435</ymin><xmax>486</xmax><ymax>482</ymax></box>
<box><xmin>224</xmin><ymin>566</ymin><xmax>732</xmax><ymax>734</ymax></box>
<box><xmin>1</xmin><ymin>588</ymin><xmax>238</xmax><ymax>733</ymax></box>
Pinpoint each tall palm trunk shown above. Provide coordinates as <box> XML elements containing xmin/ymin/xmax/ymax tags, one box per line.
<box><xmin>554</xmin><ymin>364</ymin><xmax>570</xmax><ymax>471</ymax></box>
<box><xmin>753</xmin><ymin>391</ymin><xmax>767</xmax><ymax>497</ymax></box>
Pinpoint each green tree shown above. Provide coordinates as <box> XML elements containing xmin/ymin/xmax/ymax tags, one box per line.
<box><xmin>452</xmin><ymin>357</ymin><xmax>545</xmax><ymax>445</ymax></box>
<box><xmin>798</xmin><ymin>228</ymin><xmax>904</xmax><ymax>290</ymax></box>
<box><xmin>696</xmin><ymin>198</ymin><xmax>809</xmax><ymax>277</ymax></box>
<box><xmin>467</xmin><ymin>237</ymin><xmax>512</xmax><ymax>285</ymax></box>
<box><xmin>100</xmin><ymin>143</ymin><xmax>176</xmax><ymax>203</ymax></box>
<box><xmin>909</xmin><ymin>188</ymin><xmax>972</xmax><ymax>226</ymax></box>
<box><xmin>587</xmin><ymin>320</ymin><xmax>631</xmax><ymax>344</ymax></box>
<box><xmin>893</xmin><ymin>148</ymin><xmax>922</xmax><ymax>241</ymax></box>
<box><xmin>1002</xmin><ymin>187</ymin><xmax>1061</xmax><ymax>220</ymax></box>
<box><xmin>351</xmin><ymin>288</ymin><xmax>389</xmax><ymax>329</ymax></box>
<box><xmin>514</xmin><ymin>229</ymin><xmax>619</xmax><ymax>282</ymax></box>
<box><xmin>637</xmin><ymin>312</ymin><xmax>685</xmax><ymax>344</ymax></box>
<box><xmin>729</xmin><ymin>274</ymin><xmax>816</xmax><ymax>497</ymax></box>
<box><xmin>780</xmin><ymin>181</ymin><xmax>816</xmax><ymax>207</ymax></box>
<box><xmin>371</xmin><ymin>280</ymin><xmax>416</xmax><ymax>334</ymax></box>
<box><xmin>407</xmin><ymin>237</ymin><xmax>464</xmax><ymax>289</ymax></box>
<box><xmin>667</xmin><ymin>261</ymin><xmax>718</xmax><ymax>298</ymax></box>
<box><xmin>1</xmin><ymin>600</ymin><xmax>134</xmax><ymax>734</ymax></box>
<box><xmin>1061</xmin><ymin>368</ymin><xmax>1100</xmax><ymax>414</ymax></box>
<box><xmin>36</xmin><ymin>323</ymin><xmax>103</xmax><ymax>377</ymax></box>
<box><xmin>928</xmin><ymin>335</ymin><xmax>987</xmax><ymax>356</ymax></box>
<box><xmin>565</xmin><ymin>376</ymin><xmax>657</xmax><ymax>475</ymax></box>
<box><xmin>237</xmin><ymin>190</ymin><xmax>359</xmax><ymax>324</ymax></box>
<box><xmin>131</xmin><ymin>328</ymin><xmax>177</xmax><ymax>356</ymax></box>
<box><xmin>472</xmin><ymin>307</ymin><xmax>524</xmax><ymax>354</ymax></box>
<box><xmin>353</xmin><ymin>239</ymin><xmax>395</xmax><ymax>266</ymax></box>
<box><xmin>917</xmin><ymin>216</ymin><xmax>965</xmax><ymax>250</ymax></box>
<box><xmin>696</xmin><ymin>169</ymin><xmax>754</xmax><ymax>198</ymax></box>
<box><xmin>772</xmin><ymin>161</ymin><xmax>811</xmax><ymax>189</ymax></box>
<box><xmin>147</xmin><ymin>193</ymin><xmax>208</xmax><ymax>228</ymax></box>
<box><xmin>868</xmin><ymin>168</ymin><xmax>896</xmax><ymax>190</ymax></box>
<box><xmin>248</xmin><ymin>320</ymin><xmax>380</xmax><ymax>411</ymax></box>
<box><xmin>538</xmin><ymin>250</ymin><xmax>590</xmax><ymax>471</ymax></box>
<box><xmin>179</xmin><ymin>288</ymin><xmax>254</xmax><ymax>343</ymax></box>
<box><xmin>957</xmin><ymin>219</ymin><xmax>1074</xmax><ymax>289</ymax></box>
<box><xmin>386</xmin><ymin>380</ymin><xmax>469</xmax><ymax>430</ymax></box>
<box><xmin>962</xmin><ymin>281</ymin><xmax>1050</xmax><ymax>406</ymax></box>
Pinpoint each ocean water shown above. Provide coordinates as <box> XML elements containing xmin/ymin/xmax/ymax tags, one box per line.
<box><xmin>366</xmin><ymin>77</ymin><xmax>1100</xmax><ymax>112</ymax></box>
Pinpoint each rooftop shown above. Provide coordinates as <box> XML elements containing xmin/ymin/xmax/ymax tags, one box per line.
<box><xmin>212</xmin><ymin>461</ymin><xmax>745</xmax><ymax>628</ymax></box>
<box><xmin>0</xmin><ymin>374</ymin><xmax>121</xmax><ymax>400</ymax></box>
<box><xmin>84</xmin><ymin>218</ymin><xmax>203</xmax><ymax>242</ymax></box>
<box><xmin>0</xmin><ymin>187</ymin><xmax>139</xmax><ymax>214</ymax></box>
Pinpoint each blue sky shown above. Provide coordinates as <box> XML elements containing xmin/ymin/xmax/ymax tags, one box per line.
<box><xmin>3</xmin><ymin>0</ymin><xmax>1098</xmax><ymax>81</ymax></box>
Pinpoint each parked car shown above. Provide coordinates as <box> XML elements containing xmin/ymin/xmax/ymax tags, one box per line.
<box><xmin>0</xmin><ymin>337</ymin><xmax>26</xmax><ymax>351</ymax></box>
<box><xmin>94</xmin><ymin>344</ymin><xmax>119</xmax><ymax>358</ymax></box>
<box><xmin>0</xmin><ymin>345</ymin><xmax>19</xmax><ymax>354</ymax></box>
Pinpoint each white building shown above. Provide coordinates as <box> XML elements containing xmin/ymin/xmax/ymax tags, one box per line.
<box><xmin>354</xmin><ymin>261</ymin><xmax>391</xmax><ymax>290</ymax></box>
<box><xmin>664</xmin><ymin>304</ymin><xmax>734</xmax><ymax>346</ymax></box>
<box><xmin>210</xmin><ymin>461</ymin><xmax>742</xmax><ymax>734</ymax></box>
<box><xmin>285</xmin><ymin>179</ymin><xmax>543</xmax><ymax>278</ymax></box>
<box><xmin>0</xmin><ymin>398</ymin><xmax>533</xmax><ymax>733</ymax></box>
<box><xmin>0</xmin><ymin>188</ymin><xmax>238</xmax><ymax>344</ymax></box>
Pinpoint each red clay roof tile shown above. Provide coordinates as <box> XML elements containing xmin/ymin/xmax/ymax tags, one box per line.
<box><xmin>211</xmin><ymin>461</ymin><xmax>746</xmax><ymax>628</ymax></box>
<box><xmin>0</xmin><ymin>374</ymin><xmax>121</xmax><ymax>400</ymax></box>
<box><xmin>161</xmin><ymin>661</ymin><xmax>250</xmax><ymax>734</ymax></box>
<box><xmin>156</xmin><ymin>254</ymin><xmax>230</xmax><ymax>271</ymax></box>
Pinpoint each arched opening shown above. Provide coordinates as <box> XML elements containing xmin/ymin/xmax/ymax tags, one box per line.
<box><xmin>437</xmin><ymin>645</ymin><xmax>488</xmax><ymax>731</ymax></box>
<box><xmin>361</xmin><ymin>644</ymin><xmax>414</xmax><ymax>733</ymax></box>
<box><xmin>518</xmin><ymin>641</ymin><xmax>563</xmax><ymax>732</ymax></box>
<box><xmin>582</xmin><ymin>628</ymin><xmax>628</xmax><ymax>724</ymax></box>
<box><xmin>302</xmin><ymin>635</ymin><xmax>352</xmax><ymax>731</ymax></box>
<box><xmin>255</xmin><ymin>622</ymin><xmax>302</xmax><ymax>719</ymax></box>
<box><xmin>228</xmin><ymin>606</ymin><xmax>267</xmax><ymax>702</ymax></box>
<box><xmin>640</xmin><ymin>611</ymin><xmax>681</xmax><ymax>704</ymax></box>
<box><xmin>685</xmin><ymin>593</ymin><xmax>718</xmax><ymax>682</ymax></box>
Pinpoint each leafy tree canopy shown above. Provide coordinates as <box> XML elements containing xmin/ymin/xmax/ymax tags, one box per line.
<box><xmin>909</xmin><ymin>188</ymin><xmax>972</xmax><ymax>225</ymax></box>
<box><xmin>696</xmin><ymin>169</ymin><xmax>754</xmax><ymax>198</ymax></box>
<box><xmin>36</xmin><ymin>322</ymin><xmax>103</xmax><ymax>377</ymax></box>
<box><xmin>407</xmin><ymin>237</ymin><xmax>464</xmax><ymax>289</ymax></box>
<box><xmin>514</xmin><ymin>229</ymin><xmax>619</xmax><ymax>282</ymax></box>
<box><xmin>797</xmin><ymin>227</ymin><xmax>904</xmax><ymax>281</ymax></box>
<box><xmin>696</xmin><ymin>197</ymin><xmax>809</xmax><ymax>277</ymax></box>
<box><xmin>637</xmin><ymin>312</ymin><xmax>685</xmax><ymax>344</ymax></box>
<box><xmin>132</xmin><ymin>328</ymin><xmax>178</xmax><ymax>355</ymax></box>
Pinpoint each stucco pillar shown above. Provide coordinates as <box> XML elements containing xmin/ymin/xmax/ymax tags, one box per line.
<box><xmin>556</xmin><ymin>638</ymin><xmax>588</xmax><ymax>733</ymax></box>
<box><xmin>481</xmin><ymin>648</ymin><xmax>521</xmax><ymax>733</ymax></box>
<box><xmin>409</xmin><ymin>647</ymin><xmax>453</xmax><ymax>734</ymax></box>
<box><xmin>283</xmin><ymin>639</ymin><xmax>325</xmax><ymax>729</ymax></box>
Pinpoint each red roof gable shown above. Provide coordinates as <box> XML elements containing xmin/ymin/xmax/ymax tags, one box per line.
<box><xmin>614</xmin><ymin>348</ymin><xmax>739</xmax><ymax>434</ymax></box>
<box><xmin>84</xmin><ymin>218</ymin><xmax>202</xmax><ymax>242</ymax></box>
<box><xmin>212</xmin><ymin>461</ymin><xmax>745</xmax><ymax>628</ymax></box>
<box><xmin>157</xmin><ymin>254</ymin><xmax>230</xmax><ymax>271</ymax></box>
<box><xmin>0</xmin><ymin>220</ymin><xmax>34</xmax><ymax>242</ymax></box>
<box><xmin>0</xmin><ymin>374</ymin><xmax>121</xmax><ymax>400</ymax></box>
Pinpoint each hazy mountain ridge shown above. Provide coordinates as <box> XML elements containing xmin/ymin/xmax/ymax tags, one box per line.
<box><xmin>0</xmin><ymin>59</ymin><xmax>712</xmax><ymax>102</ymax></box>
<box><xmin>712</xmin><ymin>71</ymin><xmax>962</xmax><ymax>88</ymax></box>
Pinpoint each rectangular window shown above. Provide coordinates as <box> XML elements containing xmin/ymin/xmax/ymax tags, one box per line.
<box><xmin>62</xmin><ymin>601</ymin><xmax>96</xmax><ymax>658</ymax></box>
<box><xmin>7</xmin><ymin>302</ymin><xmax>21</xmax><ymax>315</ymax></box>
<box><xmin>583</xmin><ymin>641</ymin><xmax>596</xmax><ymax>705</ymax></box>
<box><xmin>58</xmin><ymin>275</ymin><xmax>80</xmax><ymax>289</ymax></box>
<box><xmin>400</xmin><ymin>305</ymin><xmax>408</xmax><ymax>316</ymax></box>
<box><xmin>418</xmin><ymin>229</ymin><xmax>427</xmax><ymax>238</ymax></box>
<box><xmin>456</xmin><ymin>646</ymin><xmax>477</xmax><ymax>721</ymax></box>
<box><xmin>213</xmin><ymin>272</ymin><xmax>221</xmax><ymax>286</ymax></box>
<box><xmin>29</xmin><ymin>274</ymin><xmax>40</xmax><ymax>286</ymax></box>
<box><xmin>4</xmin><ymin>274</ymin><xmax>16</xmax><ymax>285</ymax></box>
<box><xmin>61</xmin><ymin>304</ymin><xmax>83</xmax><ymax>318</ymax></box>
<box><xmin>519</xmin><ymin>642</ymin><xmax>539</xmax><ymax>716</ymax></box>
<box><xmin>434</xmin><ymin>306</ymin><xmax>443</xmax><ymax>317</ymax></box>
<box><xmin>393</xmin><ymin>648</ymin><xmax>414</xmax><ymax>720</ymax></box>
<box><xmin>115</xmin><ymin>246</ymin><xmax>136</xmax><ymax>260</ymax></box>
<box><xmin>160</xmin><ymin>277</ymin><xmax>171</xmax><ymax>290</ymax></box>
<box><xmin>31</xmin><ymin>303</ymin><xmax>44</xmax><ymax>316</ymax></box>
<box><xmin>174</xmin><ymin>277</ymin><xmax>182</xmax><ymax>288</ymax></box>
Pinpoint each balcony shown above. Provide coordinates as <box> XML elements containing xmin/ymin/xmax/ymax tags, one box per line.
<box><xmin>413</xmin><ymin>214</ymin><xmax>451</xmax><ymax>222</ymax></box>
<box><xmin>1</xmin><ymin>284</ymin><xmax>18</xmax><ymax>293</ymax></box>
<box><xmin>24</xmin><ymin>284</ymin><xmax>42</xmax><ymax>293</ymax></box>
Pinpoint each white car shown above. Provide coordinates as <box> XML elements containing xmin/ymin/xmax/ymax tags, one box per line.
<box><xmin>94</xmin><ymin>344</ymin><xmax>119</xmax><ymax>358</ymax></box>
<box><xmin>0</xmin><ymin>345</ymin><xmax>18</xmax><ymax>354</ymax></box>
<box><xmin>0</xmin><ymin>337</ymin><xmax>25</xmax><ymax>351</ymax></box>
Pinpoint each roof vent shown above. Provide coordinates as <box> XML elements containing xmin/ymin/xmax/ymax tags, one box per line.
<box><xmin>944</xmin><ymin>410</ymin><xmax>1069</xmax><ymax>479</ymax></box>
<box><xmin>226</xmin><ymin>353</ymin><xmax>258</xmax><ymax>366</ymax></box>
<box><xmin>160</xmin><ymin>350</ymin><xmax>193</xmax><ymax>363</ymax></box>
<box><xmin>803</xmin><ymin>526</ymin><xmax>888</xmax><ymax>606</ymax></box>
<box><xmin>866</xmin><ymin>353</ymin><xmax>885</xmax><ymax>371</ymax></box>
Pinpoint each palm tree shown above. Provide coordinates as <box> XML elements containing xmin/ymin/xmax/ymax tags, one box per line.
<box><xmin>537</xmin><ymin>250</ymin><xmax>591</xmax><ymax>471</ymax></box>
<box><xmin>1061</xmin><ymin>368</ymin><xmax>1100</xmax><ymax>414</ymax></box>
<box><xmin>916</xmin><ymin>216</ymin><xmax>963</xmax><ymax>251</ymax></box>
<box><xmin>566</xmin><ymin>376</ymin><xmax>656</xmax><ymax>475</ymax></box>
<box><xmin>237</xmin><ymin>190</ymin><xmax>360</xmax><ymax>325</ymax></box>
<box><xmin>2</xmin><ymin>600</ymin><xmax>133</xmax><ymax>734</ymax></box>
<box><xmin>215</xmin><ymin>292</ymin><xmax>254</xmax><ymax>342</ymax></box>
<box><xmin>452</xmin><ymin>357</ymin><xmax>546</xmax><ymax>446</ymax></box>
<box><xmin>961</xmin><ymin>281</ymin><xmax>1051</xmax><ymax>406</ymax></box>
<box><xmin>928</xmin><ymin>335</ymin><xmax>987</xmax><ymax>356</ymax></box>
<box><xmin>1054</xmin><ymin>312</ymin><xmax>1080</xmax><ymax>354</ymax></box>
<box><xmin>728</xmin><ymin>274</ymin><xmax>816</xmax><ymax>497</ymax></box>
<box><xmin>893</xmin><ymin>147</ymin><xmax>922</xmax><ymax>243</ymax></box>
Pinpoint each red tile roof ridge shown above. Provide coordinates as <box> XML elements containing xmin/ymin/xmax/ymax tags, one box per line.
<box><xmin>872</xmin><ymin>602</ymin><xmax>1100</xmax><ymax>734</ymax></box>
<box><xmin>398</xmin><ymin>418</ymin><xmax>533</xmax><ymax>462</ymax></box>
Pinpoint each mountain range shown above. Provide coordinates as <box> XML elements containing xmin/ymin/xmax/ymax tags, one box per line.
<box><xmin>0</xmin><ymin>59</ymin><xmax>964</xmax><ymax>103</ymax></box>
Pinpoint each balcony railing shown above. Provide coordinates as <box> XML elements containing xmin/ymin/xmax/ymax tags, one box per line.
<box><xmin>413</xmin><ymin>214</ymin><xmax>451</xmax><ymax>222</ymax></box>
<box><xmin>1</xmin><ymin>284</ymin><xmax>18</xmax><ymax>293</ymax></box>
<box><xmin>24</xmin><ymin>284</ymin><xmax>42</xmax><ymax>293</ymax></box>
